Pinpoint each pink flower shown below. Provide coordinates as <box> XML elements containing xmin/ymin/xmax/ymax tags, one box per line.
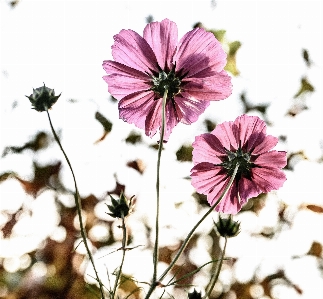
<box><xmin>102</xmin><ymin>19</ymin><xmax>232</xmax><ymax>140</ymax></box>
<box><xmin>191</xmin><ymin>115</ymin><xmax>287</xmax><ymax>214</ymax></box>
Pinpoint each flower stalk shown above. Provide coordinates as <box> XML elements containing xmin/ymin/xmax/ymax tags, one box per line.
<box><xmin>203</xmin><ymin>236</ymin><xmax>228</xmax><ymax>299</ymax></box>
<box><xmin>112</xmin><ymin>211</ymin><xmax>127</xmax><ymax>298</ymax></box>
<box><xmin>145</xmin><ymin>163</ymin><xmax>240</xmax><ymax>299</ymax></box>
<box><xmin>152</xmin><ymin>88</ymin><xmax>168</xmax><ymax>285</ymax></box>
<box><xmin>46</xmin><ymin>110</ymin><xmax>105</xmax><ymax>299</ymax></box>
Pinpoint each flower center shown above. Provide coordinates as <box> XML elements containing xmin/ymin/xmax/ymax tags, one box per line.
<box><xmin>221</xmin><ymin>148</ymin><xmax>254</xmax><ymax>179</ymax></box>
<box><xmin>151</xmin><ymin>69</ymin><xmax>181</xmax><ymax>99</ymax></box>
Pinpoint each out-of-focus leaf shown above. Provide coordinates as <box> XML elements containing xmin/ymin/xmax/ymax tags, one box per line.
<box><xmin>306</xmin><ymin>204</ymin><xmax>323</xmax><ymax>213</ymax></box>
<box><xmin>307</xmin><ymin>241</ymin><xmax>322</xmax><ymax>257</ymax></box>
<box><xmin>240</xmin><ymin>92</ymin><xmax>269</xmax><ymax>115</ymax></box>
<box><xmin>285</xmin><ymin>151</ymin><xmax>307</xmax><ymax>170</ymax></box>
<box><xmin>0</xmin><ymin>172</ymin><xmax>16</xmax><ymax>183</ymax></box>
<box><xmin>176</xmin><ymin>145</ymin><xmax>193</xmax><ymax>162</ymax></box>
<box><xmin>204</xmin><ymin>119</ymin><xmax>216</xmax><ymax>132</ymax></box>
<box><xmin>302</xmin><ymin>49</ymin><xmax>312</xmax><ymax>67</ymax></box>
<box><xmin>209</xmin><ymin>29</ymin><xmax>226</xmax><ymax>43</ymax></box>
<box><xmin>2</xmin><ymin>211</ymin><xmax>20</xmax><ymax>238</ymax></box>
<box><xmin>107</xmin><ymin>178</ymin><xmax>125</xmax><ymax>197</ymax></box>
<box><xmin>225</xmin><ymin>40</ymin><xmax>242</xmax><ymax>76</ymax></box>
<box><xmin>94</xmin><ymin>111</ymin><xmax>113</xmax><ymax>143</ymax></box>
<box><xmin>127</xmin><ymin>159</ymin><xmax>145</xmax><ymax>174</ymax></box>
<box><xmin>9</xmin><ymin>0</ymin><xmax>20</xmax><ymax>8</ymax></box>
<box><xmin>192</xmin><ymin>192</ymin><xmax>209</xmax><ymax>208</ymax></box>
<box><xmin>117</xmin><ymin>274</ymin><xmax>141</xmax><ymax>299</ymax></box>
<box><xmin>2</xmin><ymin>131</ymin><xmax>49</xmax><ymax>157</ymax></box>
<box><xmin>125</xmin><ymin>132</ymin><xmax>142</xmax><ymax>144</ymax></box>
<box><xmin>15</xmin><ymin>161</ymin><xmax>61</xmax><ymax>197</ymax></box>
<box><xmin>294</xmin><ymin>77</ymin><xmax>314</xmax><ymax>98</ymax></box>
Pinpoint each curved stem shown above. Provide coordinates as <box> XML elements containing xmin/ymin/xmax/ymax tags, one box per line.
<box><xmin>145</xmin><ymin>164</ymin><xmax>239</xmax><ymax>299</ymax></box>
<box><xmin>46</xmin><ymin>110</ymin><xmax>105</xmax><ymax>299</ymax></box>
<box><xmin>158</xmin><ymin>163</ymin><xmax>239</xmax><ymax>283</ymax></box>
<box><xmin>112</xmin><ymin>212</ymin><xmax>127</xmax><ymax>298</ymax></box>
<box><xmin>204</xmin><ymin>237</ymin><xmax>228</xmax><ymax>299</ymax></box>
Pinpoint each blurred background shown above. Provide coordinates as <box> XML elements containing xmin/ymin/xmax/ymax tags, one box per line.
<box><xmin>0</xmin><ymin>0</ymin><xmax>322</xmax><ymax>298</ymax></box>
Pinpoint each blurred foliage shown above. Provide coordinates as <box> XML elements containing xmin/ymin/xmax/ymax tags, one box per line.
<box><xmin>176</xmin><ymin>145</ymin><xmax>193</xmax><ymax>162</ymax></box>
<box><xmin>2</xmin><ymin>131</ymin><xmax>49</xmax><ymax>157</ymax></box>
<box><xmin>125</xmin><ymin>132</ymin><xmax>142</xmax><ymax>145</ymax></box>
<box><xmin>94</xmin><ymin>111</ymin><xmax>113</xmax><ymax>143</ymax></box>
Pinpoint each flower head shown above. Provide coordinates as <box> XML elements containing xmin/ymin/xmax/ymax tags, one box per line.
<box><xmin>103</xmin><ymin>19</ymin><xmax>232</xmax><ymax>141</ymax></box>
<box><xmin>26</xmin><ymin>83</ymin><xmax>61</xmax><ymax>112</ymax></box>
<box><xmin>190</xmin><ymin>115</ymin><xmax>287</xmax><ymax>214</ymax></box>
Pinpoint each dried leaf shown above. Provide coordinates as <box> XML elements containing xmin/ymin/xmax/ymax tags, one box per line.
<box><xmin>306</xmin><ymin>204</ymin><xmax>323</xmax><ymax>213</ymax></box>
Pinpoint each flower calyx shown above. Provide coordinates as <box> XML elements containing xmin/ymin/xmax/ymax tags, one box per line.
<box><xmin>151</xmin><ymin>66</ymin><xmax>181</xmax><ymax>99</ymax></box>
<box><xmin>106</xmin><ymin>193</ymin><xmax>134</xmax><ymax>218</ymax></box>
<box><xmin>215</xmin><ymin>215</ymin><xmax>240</xmax><ymax>238</ymax></box>
<box><xmin>221</xmin><ymin>147</ymin><xmax>254</xmax><ymax>178</ymax></box>
<box><xmin>26</xmin><ymin>83</ymin><xmax>61</xmax><ymax>112</ymax></box>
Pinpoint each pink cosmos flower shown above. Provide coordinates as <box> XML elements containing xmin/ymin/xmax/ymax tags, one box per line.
<box><xmin>102</xmin><ymin>19</ymin><xmax>232</xmax><ymax>141</ymax></box>
<box><xmin>191</xmin><ymin>115</ymin><xmax>287</xmax><ymax>214</ymax></box>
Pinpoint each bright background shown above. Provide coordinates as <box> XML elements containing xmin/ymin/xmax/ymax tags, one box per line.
<box><xmin>1</xmin><ymin>1</ymin><xmax>322</xmax><ymax>299</ymax></box>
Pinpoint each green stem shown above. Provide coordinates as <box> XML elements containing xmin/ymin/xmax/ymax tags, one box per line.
<box><xmin>204</xmin><ymin>237</ymin><xmax>228</xmax><ymax>299</ymax></box>
<box><xmin>112</xmin><ymin>212</ymin><xmax>127</xmax><ymax>298</ymax></box>
<box><xmin>46</xmin><ymin>110</ymin><xmax>105</xmax><ymax>299</ymax></box>
<box><xmin>145</xmin><ymin>164</ymin><xmax>239</xmax><ymax>299</ymax></box>
<box><xmin>152</xmin><ymin>89</ymin><xmax>168</xmax><ymax>283</ymax></box>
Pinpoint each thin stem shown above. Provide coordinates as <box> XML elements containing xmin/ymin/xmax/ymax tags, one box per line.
<box><xmin>112</xmin><ymin>212</ymin><xmax>127</xmax><ymax>298</ymax></box>
<box><xmin>46</xmin><ymin>110</ymin><xmax>105</xmax><ymax>299</ymax></box>
<box><xmin>158</xmin><ymin>163</ymin><xmax>239</xmax><ymax>283</ymax></box>
<box><xmin>146</xmin><ymin>89</ymin><xmax>168</xmax><ymax>299</ymax></box>
<box><xmin>144</xmin><ymin>164</ymin><xmax>239</xmax><ymax>299</ymax></box>
<box><xmin>152</xmin><ymin>89</ymin><xmax>168</xmax><ymax>282</ymax></box>
<box><xmin>204</xmin><ymin>237</ymin><xmax>228</xmax><ymax>299</ymax></box>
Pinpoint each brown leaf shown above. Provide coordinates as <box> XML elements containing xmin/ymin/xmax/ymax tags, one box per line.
<box><xmin>127</xmin><ymin>159</ymin><xmax>146</xmax><ymax>174</ymax></box>
<box><xmin>306</xmin><ymin>204</ymin><xmax>323</xmax><ymax>213</ymax></box>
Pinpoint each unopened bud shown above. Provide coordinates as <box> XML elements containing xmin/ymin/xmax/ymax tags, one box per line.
<box><xmin>188</xmin><ymin>289</ymin><xmax>202</xmax><ymax>299</ymax></box>
<box><xmin>106</xmin><ymin>193</ymin><xmax>133</xmax><ymax>218</ymax></box>
<box><xmin>26</xmin><ymin>83</ymin><xmax>61</xmax><ymax>112</ymax></box>
<box><xmin>215</xmin><ymin>215</ymin><xmax>240</xmax><ymax>238</ymax></box>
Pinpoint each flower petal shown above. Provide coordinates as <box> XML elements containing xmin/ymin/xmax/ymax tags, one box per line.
<box><xmin>209</xmin><ymin>182</ymin><xmax>242</xmax><ymax>214</ymax></box>
<box><xmin>211</xmin><ymin>120</ymin><xmax>239</xmax><ymax>151</ymax></box>
<box><xmin>238</xmin><ymin>177</ymin><xmax>261</xmax><ymax>203</ymax></box>
<box><xmin>254</xmin><ymin>151</ymin><xmax>287</xmax><ymax>169</ymax></box>
<box><xmin>174</xmin><ymin>95</ymin><xmax>210</xmax><ymax>125</ymax></box>
<box><xmin>143</xmin><ymin>19</ymin><xmax>178</xmax><ymax>70</ymax></box>
<box><xmin>182</xmin><ymin>70</ymin><xmax>232</xmax><ymax>101</ymax></box>
<box><xmin>192</xmin><ymin>134</ymin><xmax>227</xmax><ymax>165</ymax></box>
<box><xmin>191</xmin><ymin>163</ymin><xmax>227</xmax><ymax>194</ymax></box>
<box><xmin>112</xmin><ymin>29</ymin><xmax>158</xmax><ymax>73</ymax></box>
<box><xmin>174</xmin><ymin>28</ymin><xmax>227</xmax><ymax>78</ymax></box>
<box><xmin>231</xmin><ymin>115</ymin><xmax>267</xmax><ymax>150</ymax></box>
<box><xmin>118</xmin><ymin>90</ymin><xmax>156</xmax><ymax>130</ymax></box>
<box><xmin>252</xmin><ymin>135</ymin><xmax>278</xmax><ymax>155</ymax></box>
<box><xmin>251</xmin><ymin>166</ymin><xmax>287</xmax><ymax>193</ymax></box>
<box><xmin>104</xmin><ymin>74</ymin><xmax>151</xmax><ymax>100</ymax></box>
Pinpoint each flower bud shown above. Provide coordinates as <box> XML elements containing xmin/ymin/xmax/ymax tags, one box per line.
<box><xmin>26</xmin><ymin>83</ymin><xmax>61</xmax><ymax>112</ymax></box>
<box><xmin>106</xmin><ymin>193</ymin><xmax>133</xmax><ymax>218</ymax></box>
<box><xmin>215</xmin><ymin>216</ymin><xmax>240</xmax><ymax>238</ymax></box>
<box><xmin>188</xmin><ymin>289</ymin><xmax>202</xmax><ymax>299</ymax></box>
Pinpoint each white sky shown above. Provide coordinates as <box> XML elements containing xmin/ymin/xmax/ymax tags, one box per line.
<box><xmin>0</xmin><ymin>1</ymin><xmax>323</xmax><ymax>298</ymax></box>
